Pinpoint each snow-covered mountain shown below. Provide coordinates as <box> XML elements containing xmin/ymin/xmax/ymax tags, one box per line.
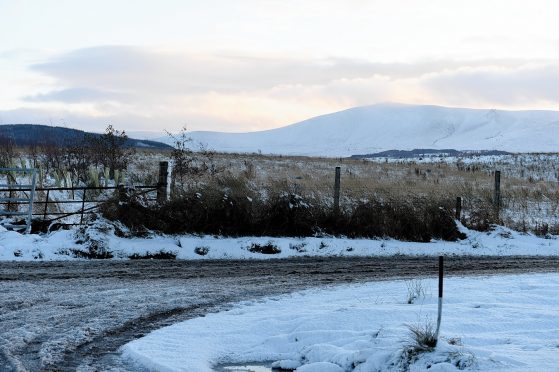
<box><xmin>186</xmin><ymin>104</ymin><xmax>559</xmax><ymax>156</ymax></box>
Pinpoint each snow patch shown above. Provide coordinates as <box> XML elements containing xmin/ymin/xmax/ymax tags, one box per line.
<box><xmin>1</xmin><ymin>222</ymin><xmax>559</xmax><ymax>261</ymax></box>
<box><xmin>122</xmin><ymin>273</ymin><xmax>559</xmax><ymax>371</ymax></box>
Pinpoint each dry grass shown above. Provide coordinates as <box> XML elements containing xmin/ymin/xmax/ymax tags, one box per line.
<box><xmin>7</xmin><ymin>147</ymin><xmax>559</xmax><ymax>234</ymax></box>
<box><xmin>405</xmin><ymin>321</ymin><xmax>438</xmax><ymax>350</ymax></box>
<box><xmin>126</xmin><ymin>151</ymin><xmax>559</xmax><ymax>233</ymax></box>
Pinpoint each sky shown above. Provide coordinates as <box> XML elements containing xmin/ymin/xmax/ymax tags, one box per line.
<box><xmin>2</xmin><ymin>0</ymin><xmax>559</xmax><ymax>135</ymax></box>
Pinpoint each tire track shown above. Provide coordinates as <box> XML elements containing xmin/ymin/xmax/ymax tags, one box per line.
<box><xmin>1</xmin><ymin>256</ymin><xmax>558</xmax><ymax>371</ymax></box>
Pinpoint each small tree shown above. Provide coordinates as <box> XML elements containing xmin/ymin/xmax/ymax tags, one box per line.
<box><xmin>167</xmin><ymin>126</ymin><xmax>196</xmax><ymax>187</ymax></box>
<box><xmin>0</xmin><ymin>135</ymin><xmax>17</xmax><ymax>210</ymax></box>
<box><xmin>39</xmin><ymin>140</ymin><xmax>65</xmax><ymax>175</ymax></box>
<box><xmin>95</xmin><ymin>125</ymin><xmax>134</xmax><ymax>180</ymax></box>
<box><xmin>0</xmin><ymin>135</ymin><xmax>16</xmax><ymax>168</ymax></box>
<box><xmin>65</xmin><ymin>135</ymin><xmax>95</xmax><ymax>184</ymax></box>
<box><xmin>167</xmin><ymin>126</ymin><xmax>222</xmax><ymax>194</ymax></box>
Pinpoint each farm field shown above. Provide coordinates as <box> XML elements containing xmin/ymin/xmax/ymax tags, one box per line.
<box><xmin>5</xmin><ymin>150</ymin><xmax>559</xmax><ymax>235</ymax></box>
<box><xmin>123</xmin><ymin>151</ymin><xmax>559</xmax><ymax>234</ymax></box>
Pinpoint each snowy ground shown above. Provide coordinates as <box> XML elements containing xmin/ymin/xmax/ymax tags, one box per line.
<box><xmin>123</xmin><ymin>273</ymin><xmax>559</xmax><ymax>372</ymax></box>
<box><xmin>2</xmin><ymin>257</ymin><xmax>556</xmax><ymax>371</ymax></box>
<box><xmin>1</xmin><ymin>222</ymin><xmax>559</xmax><ymax>261</ymax></box>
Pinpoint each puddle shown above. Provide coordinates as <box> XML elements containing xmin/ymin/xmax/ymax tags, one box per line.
<box><xmin>215</xmin><ymin>363</ymin><xmax>276</xmax><ymax>372</ymax></box>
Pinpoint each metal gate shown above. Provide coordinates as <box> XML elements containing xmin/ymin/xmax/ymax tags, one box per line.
<box><xmin>0</xmin><ymin>167</ymin><xmax>37</xmax><ymax>234</ymax></box>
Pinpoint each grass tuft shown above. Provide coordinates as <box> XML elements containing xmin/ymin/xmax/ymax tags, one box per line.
<box><xmin>405</xmin><ymin>321</ymin><xmax>438</xmax><ymax>351</ymax></box>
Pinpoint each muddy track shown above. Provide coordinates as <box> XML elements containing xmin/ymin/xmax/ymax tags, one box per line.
<box><xmin>1</xmin><ymin>256</ymin><xmax>558</xmax><ymax>371</ymax></box>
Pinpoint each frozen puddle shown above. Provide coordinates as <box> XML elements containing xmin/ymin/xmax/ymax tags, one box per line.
<box><xmin>216</xmin><ymin>363</ymin><xmax>273</xmax><ymax>371</ymax></box>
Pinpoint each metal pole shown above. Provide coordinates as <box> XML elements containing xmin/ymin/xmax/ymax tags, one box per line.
<box><xmin>435</xmin><ymin>256</ymin><xmax>444</xmax><ymax>345</ymax></box>
<box><xmin>25</xmin><ymin>170</ymin><xmax>37</xmax><ymax>234</ymax></box>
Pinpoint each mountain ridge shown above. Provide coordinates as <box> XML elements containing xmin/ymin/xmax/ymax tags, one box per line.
<box><xmin>184</xmin><ymin>103</ymin><xmax>559</xmax><ymax>156</ymax></box>
<box><xmin>0</xmin><ymin>124</ymin><xmax>172</xmax><ymax>149</ymax></box>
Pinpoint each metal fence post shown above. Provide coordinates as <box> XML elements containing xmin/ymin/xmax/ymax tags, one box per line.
<box><xmin>435</xmin><ymin>256</ymin><xmax>444</xmax><ymax>345</ymax></box>
<box><xmin>24</xmin><ymin>170</ymin><xmax>37</xmax><ymax>234</ymax></box>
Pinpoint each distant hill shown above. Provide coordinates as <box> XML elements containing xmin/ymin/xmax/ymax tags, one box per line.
<box><xmin>0</xmin><ymin>124</ymin><xmax>172</xmax><ymax>149</ymax></box>
<box><xmin>183</xmin><ymin>103</ymin><xmax>559</xmax><ymax>156</ymax></box>
<box><xmin>351</xmin><ymin>149</ymin><xmax>511</xmax><ymax>159</ymax></box>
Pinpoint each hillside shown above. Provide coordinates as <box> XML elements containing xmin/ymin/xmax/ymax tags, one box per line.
<box><xmin>185</xmin><ymin>104</ymin><xmax>559</xmax><ymax>156</ymax></box>
<box><xmin>0</xmin><ymin>124</ymin><xmax>171</xmax><ymax>149</ymax></box>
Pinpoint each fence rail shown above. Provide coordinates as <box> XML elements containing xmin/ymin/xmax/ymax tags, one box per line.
<box><xmin>0</xmin><ymin>162</ymin><xmax>169</xmax><ymax>233</ymax></box>
<box><xmin>0</xmin><ymin>184</ymin><xmax>158</xmax><ymax>230</ymax></box>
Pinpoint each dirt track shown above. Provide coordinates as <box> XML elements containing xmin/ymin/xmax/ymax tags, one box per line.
<box><xmin>1</xmin><ymin>256</ymin><xmax>558</xmax><ymax>371</ymax></box>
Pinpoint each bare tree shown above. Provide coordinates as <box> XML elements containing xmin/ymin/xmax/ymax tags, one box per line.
<box><xmin>39</xmin><ymin>141</ymin><xmax>65</xmax><ymax>176</ymax></box>
<box><xmin>94</xmin><ymin>125</ymin><xmax>134</xmax><ymax>180</ymax></box>
<box><xmin>65</xmin><ymin>135</ymin><xmax>94</xmax><ymax>184</ymax></box>
<box><xmin>167</xmin><ymin>126</ymin><xmax>222</xmax><ymax>192</ymax></box>
<box><xmin>0</xmin><ymin>135</ymin><xmax>15</xmax><ymax>168</ymax></box>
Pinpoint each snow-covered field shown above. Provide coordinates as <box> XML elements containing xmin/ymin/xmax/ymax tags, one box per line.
<box><xmin>1</xmin><ymin>222</ymin><xmax>558</xmax><ymax>261</ymax></box>
<box><xmin>123</xmin><ymin>273</ymin><xmax>559</xmax><ymax>372</ymax></box>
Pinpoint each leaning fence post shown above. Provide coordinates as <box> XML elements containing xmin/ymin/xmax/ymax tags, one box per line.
<box><xmin>435</xmin><ymin>255</ymin><xmax>444</xmax><ymax>345</ymax></box>
<box><xmin>333</xmin><ymin>166</ymin><xmax>341</xmax><ymax>214</ymax></box>
<box><xmin>157</xmin><ymin>161</ymin><xmax>169</xmax><ymax>204</ymax></box>
<box><xmin>494</xmin><ymin>170</ymin><xmax>501</xmax><ymax>218</ymax></box>
<box><xmin>455</xmin><ymin>196</ymin><xmax>462</xmax><ymax>220</ymax></box>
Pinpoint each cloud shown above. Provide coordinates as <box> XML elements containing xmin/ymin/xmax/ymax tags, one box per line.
<box><xmin>30</xmin><ymin>46</ymin><xmax>516</xmax><ymax>103</ymax></box>
<box><xmin>0</xmin><ymin>106</ymin><xmax>239</xmax><ymax>134</ymax></box>
<box><xmin>423</xmin><ymin>64</ymin><xmax>559</xmax><ymax>106</ymax></box>
<box><xmin>11</xmin><ymin>45</ymin><xmax>559</xmax><ymax>132</ymax></box>
<box><xmin>25</xmin><ymin>87</ymin><xmax>125</xmax><ymax>103</ymax></box>
<box><xmin>30</xmin><ymin>46</ymin><xmax>394</xmax><ymax>98</ymax></box>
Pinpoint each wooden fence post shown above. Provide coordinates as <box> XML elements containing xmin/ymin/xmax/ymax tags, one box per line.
<box><xmin>157</xmin><ymin>161</ymin><xmax>169</xmax><ymax>204</ymax></box>
<box><xmin>494</xmin><ymin>170</ymin><xmax>501</xmax><ymax>217</ymax></box>
<box><xmin>435</xmin><ymin>255</ymin><xmax>444</xmax><ymax>345</ymax></box>
<box><xmin>79</xmin><ymin>188</ymin><xmax>87</xmax><ymax>224</ymax></box>
<box><xmin>455</xmin><ymin>196</ymin><xmax>462</xmax><ymax>220</ymax></box>
<box><xmin>333</xmin><ymin>166</ymin><xmax>341</xmax><ymax>214</ymax></box>
<box><xmin>43</xmin><ymin>189</ymin><xmax>50</xmax><ymax>222</ymax></box>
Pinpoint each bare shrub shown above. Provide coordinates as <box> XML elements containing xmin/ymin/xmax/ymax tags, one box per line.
<box><xmin>167</xmin><ymin>127</ymin><xmax>223</xmax><ymax>193</ymax></box>
<box><xmin>0</xmin><ymin>135</ymin><xmax>16</xmax><ymax>167</ymax></box>
<box><xmin>103</xmin><ymin>175</ymin><xmax>465</xmax><ymax>241</ymax></box>
<box><xmin>128</xmin><ymin>251</ymin><xmax>176</xmax><ymax>259</ymax></box>
<box><xmin>194</xmin><ymin>246</ymin><xmax>209</xmax><ymax>256</ymax></box>
<box><xmin>94</xmin><ymin>125</ymin><xmax>134</xmax><ymax>179</ymax></box>
<box><xmin>248</xmin><ymin>242</ymin><xmax>281</xmax><ymax>254</ymax></box>
<box><xmin>405</xmin><ymin>279</ymin><xmax>426</xmax><ymax>304</ymax></box>
<box><xmin>461</xmin><ymin>196</ymin><xmax>498</xmax><ymax>231</ymax></box>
